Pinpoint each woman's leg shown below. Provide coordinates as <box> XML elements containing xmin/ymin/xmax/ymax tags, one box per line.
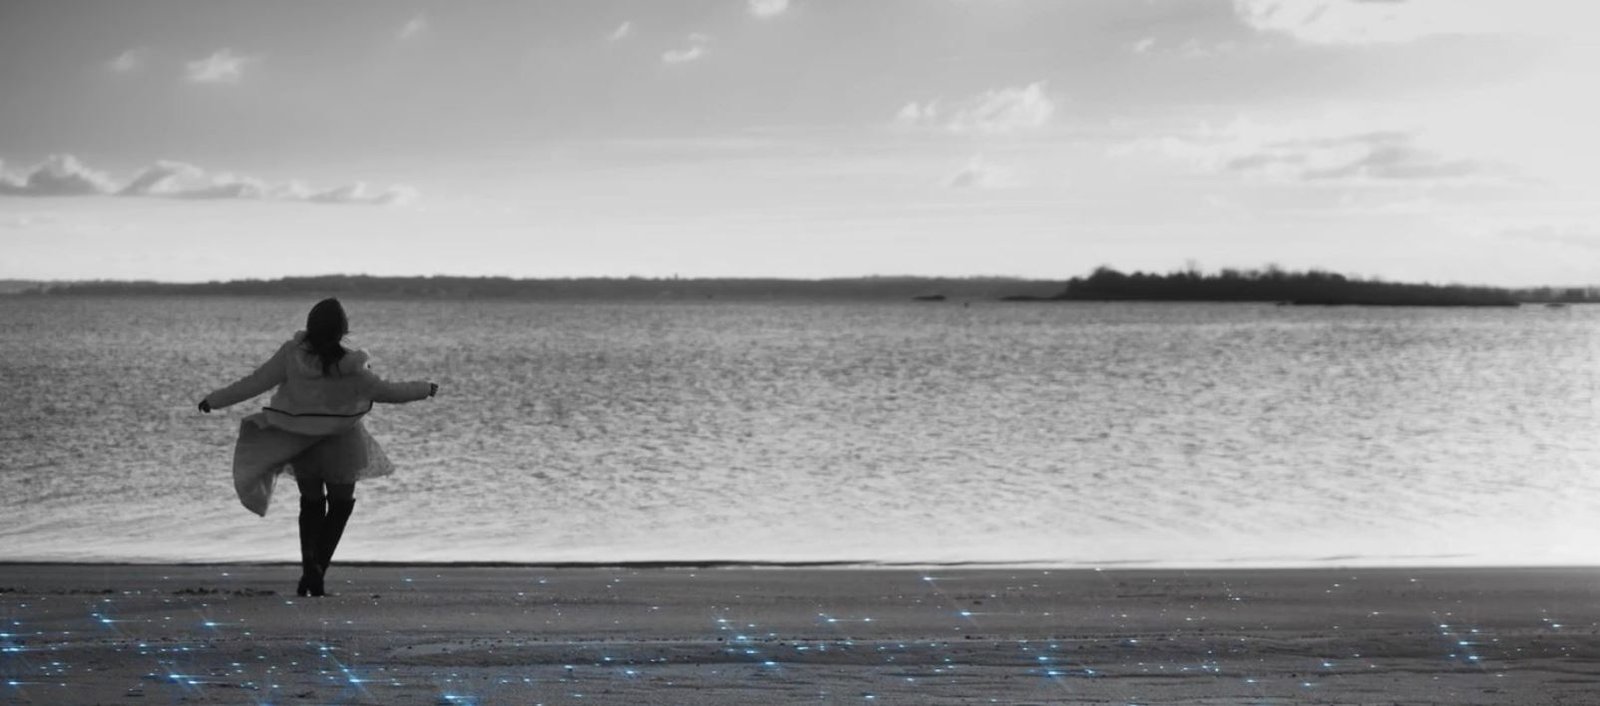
<box><xmin>291</xmin><ymin>425</ymin><xmax>366</xmax><ymax>591</ymax></box>
<box><xmin>295</xmin><ymin>475</ymin><xmax>328</xmax><ymax>596</ymax></box>
<box><xmin>319</xmin><ymin>482</ymin><xmax>357</xmax><ymax>575</ymax></box>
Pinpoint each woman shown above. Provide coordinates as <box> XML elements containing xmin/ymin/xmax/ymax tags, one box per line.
<box><xmin>199</xmin><ymin>298</ymin><xmax>437</xmax><ymax>597</ymax></box>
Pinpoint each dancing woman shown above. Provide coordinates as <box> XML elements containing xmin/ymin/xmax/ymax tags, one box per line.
<box><xmin>199</xmin><ymin>298</ymin><xmax>437</xmax><ymax>596</ymax></box>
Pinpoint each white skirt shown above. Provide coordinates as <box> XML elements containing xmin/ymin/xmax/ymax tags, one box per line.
<box><xmin>231</xmin><ymin>413</ymin><xmax>394</xmax><ymax>516</ymax></box>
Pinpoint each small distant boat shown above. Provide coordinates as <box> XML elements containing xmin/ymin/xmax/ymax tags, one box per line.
<box><xmin>912</xmin><ymin>294</ymin><xmax>947</xmax><ymax>302</ymax></box>
<box><xmin>1544</xmin><ymin>302</ymin><xmax>1569</xmax><ymax>309</ymax></box>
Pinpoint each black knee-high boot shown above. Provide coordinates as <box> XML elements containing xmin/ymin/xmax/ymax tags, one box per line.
<box><xmin>319</xmin><ymin>497</ymin><xmax>356</xmax><ymax>577</ymax></box>
<box><xmin>298</xmin><ymin>495</ymin><xmax>326</xmax><ymax>597</ymax></box>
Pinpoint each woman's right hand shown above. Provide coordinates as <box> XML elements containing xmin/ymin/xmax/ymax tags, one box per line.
<box><xmin>428</xmin><ymin>383</ymin><xmax>439</xmax><ymax>398</ymax></box>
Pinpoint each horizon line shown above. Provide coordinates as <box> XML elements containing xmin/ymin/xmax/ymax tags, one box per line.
<box><xmin>6</xmin><ymin>557</ymin><xmax>1596</xmax><ymax>572</ymax></box>
<box><xmin>3</xmin><ymin>273</ymin><xmax>1063</xmax><ymax>285</ymax></box>
<box><xmin>6</xmin><ymin>270</ymin><xmax>1600</xmax><ymax>290</ymax></box>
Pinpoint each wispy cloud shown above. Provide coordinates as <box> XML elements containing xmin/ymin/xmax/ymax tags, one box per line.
<box><xmin>185</xmin><ymin>49</ymin><xmax>253</xmax><ymax>84</ymax></box>
<box><xmin>0</xmin><ymin>155</ymin><xmax>115</xmax><ymax>196</ymax></box>
<box><xmin>1232</xmin><ymin>0</ymin><xmax>1584</xmax><ymax>44</ymax></box>
<box><xmin>1233</xmin><ymin>0</ymin><xmax>1408</xmax><ymax>44</ymax></box>
<box><xmin>748</xmin><ymin>0</ymin><xmax>791</xmax><ymax>19</ymax></box>
<box><xmin>397</xmin><ymin>13</ymin><xmax>428</xmax><ymax>41</ymax></box>
<box><xmin>896</xmin><ymin>82</ymin><xmax>1055</xmax><ymax>135</ymax></box>
<box><xmin>1125</xmin><ymin>120</ymin><xmax>1506</xmax><ymax>185</ymax></box>
<box><xmin>1128</xmin><ymin>36</ymin><xmax>1251</xmax><ymax>59</ymax></box>
<box><xmin>607</xmin><ymin>21</ymin><xmax>634</xmax><ymax>42</ymax></box>
<box><xmin>107</xmin><ymin>48</ymin><xmax>148</xmax><ymax>74</ymax></box>
<box><xmin>0</xmin><ymin>155</ymin><xmax>417</xmax><ymax>206</ymax></box>
<box><xmin>1230</xmin><ymin>132</ymin><xmax>1491</xmax><ymax>181</ymax></box>
<box><xmin>119</xmin><ymin>161</ymin><xmax>266</xmax><ymax>199</ymax></box>
<box><xmin>662</xmin><ymin>34</ymin><xmax>711</xmax><ymax>64</ymax></box>
<box><xmin>306</xmin><ymin>183</ymin><xmax>419</xmax><ymax>206</ymax></box>
<box><xmin>946</xmin><ymin>155</ymin><xmax>1017</xmax><ymax>189</ymax></box>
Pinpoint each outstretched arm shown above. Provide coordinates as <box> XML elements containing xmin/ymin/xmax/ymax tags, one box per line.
<box><xmin>202</xmin><ymin>342</ymin><xmax>289</xmax><ymax>411</ymax></box>
<box><xmin>362</xmin><ymin>367</ymin><xmax>437</xmax><ymax>404</ymax></box>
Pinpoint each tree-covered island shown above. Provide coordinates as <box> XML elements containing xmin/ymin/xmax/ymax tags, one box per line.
<box><xmin>1004</xmin><ymin>265</ymin><xmax>1544</xmax><ymax>307</ymax></box>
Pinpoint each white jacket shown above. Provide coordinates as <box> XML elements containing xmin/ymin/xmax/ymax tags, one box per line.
<box><xmin>205</xmin><ymin>332</ymin><xmax>433</xmax><ymax>436</ymax></box>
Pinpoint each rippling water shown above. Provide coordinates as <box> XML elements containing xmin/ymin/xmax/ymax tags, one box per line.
<box><xmin>1</xmin><ymin>297</ymin><xmax>1597</xmax><ymax>567</ymax></box>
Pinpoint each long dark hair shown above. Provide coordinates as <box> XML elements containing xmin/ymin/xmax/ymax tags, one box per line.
<box><xmin>304</xmin><ymin>298</ymin><xmax>349</xmax><ymax>376</ymax></box>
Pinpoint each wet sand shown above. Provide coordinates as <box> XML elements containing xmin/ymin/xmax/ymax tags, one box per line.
<box><xmin>2</xmin><ymin>564</ymin><xmax>1598</xmax><ymax>704</ymax></box>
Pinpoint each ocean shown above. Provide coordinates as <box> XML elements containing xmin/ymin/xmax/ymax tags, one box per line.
<box><xmin>2</xmin><ymin>297</ymin><xmax>1596</xmax><ymax>567</ymax></box>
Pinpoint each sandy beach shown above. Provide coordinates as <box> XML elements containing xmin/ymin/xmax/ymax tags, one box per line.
<box><xmin>2</xmin><ymin>564</ymin><xmax>1598</xmax><ymax>704</ymax></box>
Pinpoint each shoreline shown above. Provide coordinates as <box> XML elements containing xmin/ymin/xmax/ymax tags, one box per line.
<box><xmin>0</xmin><ymin>556</ymin><xmax>1582</xmax><ymax>570</ymax></box>
<box><xmin>5</xmin><ymin>563</ymin><xmax>1599</xmax><ymax>704</ymax></box>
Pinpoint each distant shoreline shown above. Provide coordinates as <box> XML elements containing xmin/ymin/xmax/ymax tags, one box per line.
<box><xmin>5</xmin><ymin>268</ymin><xmax>1597</xmax><ymax>305</ymax></box>
<box><xmin>1</xmin><ymin>556</ymin><xmax>1579</xmax><ymax>570</ymax></box>
<box><xmin>2</xmin><ymin>275</ymin><xmax>1064</xmax><ymax>302</ymax></box>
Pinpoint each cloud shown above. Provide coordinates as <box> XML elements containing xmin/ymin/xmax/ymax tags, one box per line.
<box><xmin>308</xmin><ymin>183</ymin><xmax>419</xmax><ymax>206</ymax></box>
<box><xmin>896</xmin><ymin>82</ymin><xmax>1055</xmax><ymax>135</ymax></box>
<box><xmin>1227</xmin><ymin>132</ymin><xmax>1495</xmax><ymax>182</ymax></box>
<box><xmin>894</xmin><ymin>101</ymin><xmax>935</xmax><ymax>125</ymax></box>
<box><xmin>662</xmin><ymin>34</ymin><xmax>711</xmax><ymax>64</ymax></box>
<box><xmin>119</xmin><ymin>161</ymin><xmax>271</xmax><ymax>199</ymax></box>
<box><xmin>118</xmin><ymin>160</ymin><xmax>202</xmax><ymax>196</ymax></box>
<box><xmin>1232</xmin><ymin>0</ymin><xmax>1586</xmax><ymax>44</ymax></box>
<box><xmin>374</xmin><ymin>184</ymin><xmax>420</xmax><ymax>206</ymax></box>
<box><xmin>661</xmin><ymin>45</ymin><xmax>705</xmax><ymax>64</ymax></box>
<box><xmin>1233</xmin><ymin>0</ymin><xmax>1408</xmax><ymax>43</ymax></box>
<box><xmin>1121</xmin><ymin>118</ymin><xmax>1506</xmax><ymax>185</ymax></box>
<box><xmin>398</xmin><ymin>14</ymin><xmax>428</xmax><ymax>40</ymax></box>
<box><xmin>607</xmin><ymin>21</ymin><xmax>634</xmax><ymax>42</ymax></box>
<box><xmin>173</xmin><ymin>179</ymin><xmax>269</xmax><ymax>200</ymax></box>
<box><xmin>107</xmin><ymin>48</ymin><xmax>148</xmax><ymax>74</ymax></box>
<box><xmin>0</xmin><ymin>155</ymin><xmax>416</xmax><ymax>206</ymax></box>
<box><xmin>1129</xmin><ymin>37</ymin><xmax>1251</xmax><ymax>59</ymax></box>
<box><xmin>185</xmin><ymin>49</ymin><xmax>253</xmax><ymax>84</ymax></box>
<box><xmin>0</xmin><ymin>155</ymin><xmax>116</xmax><ymax>196</ymax></box>
<box><xmin>748</xmin><ymin>0</ymin><xmax>790</xmax><ymax>18</ymax></box>
<box><xmin>946</xmin><ymin>155</ymin><xmax>1017</xmax><ymax>189</ymax></box>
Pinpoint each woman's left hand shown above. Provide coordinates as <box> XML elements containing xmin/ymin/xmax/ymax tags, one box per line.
<box><xmin>197</xmin><ymin>399</ymin><xmax>212</xmax><ymax>413</ymax></box>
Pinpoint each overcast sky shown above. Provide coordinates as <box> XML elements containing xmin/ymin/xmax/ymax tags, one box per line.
<box><xmin>2</xmin><ymin>0</ymin><xmax>1598</xmax><ymax>284</ymax></box>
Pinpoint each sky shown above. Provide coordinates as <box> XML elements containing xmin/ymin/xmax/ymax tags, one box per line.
<box><xmin>2</xmin><ymin>0</ymin><xmax>1599</xmax><ymax>285</ymax></box>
